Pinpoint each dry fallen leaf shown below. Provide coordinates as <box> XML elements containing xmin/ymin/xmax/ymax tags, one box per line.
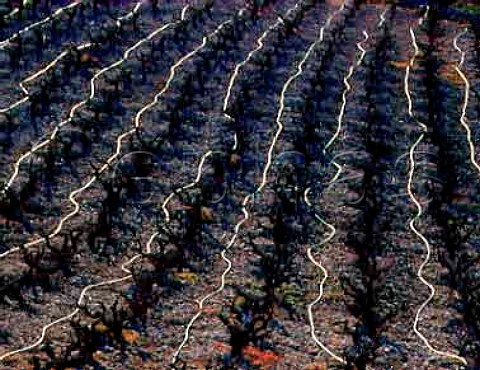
<box><xmin>122</xmin><ymin>329</ymin><xmax>140</xmax><ymax>344</ymax></box>
<box><xmin>92</xmin><ymin>350</ymin><xmax>109</xmax><ymax>364</ymax></box>
<box><xmin>190</xmin><ymin>359</ymin><xmax>208</xmax><ymax>369</ymax></box>
<box><xmin>201</xmin><ymin>206</ymin><xmax>213</xmax><ymax>221</ymax></box>
<box><xmin>212</xmin><ymin>341</ymin><xmax>231</xmax><ymax>352</ymax></box>
<box><xmin>243</xmin><ymin>346</ymin><xmax>282</xmax><ymax>369</ymax></box>
<box><xmin>438</xmin><ymin>63</ymin><xmax>464</xmax><ymax>86</ymax></box>
<box><xmin>174</xmin><ymin>271</ymin><xmax>199</xmax><ymax>284</ymax></box>
<box><xmin>229</xmin><ymin>153</ymin><xmax>241</xmax><ymax>167</ymax></box>
<box><xmin>93</xmin><ymin>322</ymin><xmax>109</xmax><ymax>334</ymax></box>
<box><xmin>303</xmin><ymin>361</ymin><xmax>328</xmax><ymax>370</ymax></box>
<box><xmin>390</xmin><ymin>60</ymin><xmax>410</xmax><ymax>69</ymax></box>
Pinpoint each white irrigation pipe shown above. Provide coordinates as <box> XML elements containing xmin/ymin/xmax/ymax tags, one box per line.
<box><xmin>0</xmin><ymin>7</ymin><xmax>234</xmax><ymax>260</ymax></box>
<box><xmin>304</xmin><ymin>10</ymin><xmax>382</xmax><ymax>362</ymax></box>
<box><xmin>1</xmin><ymin>1</ymin><xmax>144</xmax><ymax>192</ymax></box>
<box><xmin>0</xmin><ymin>13</ymin><xmax>242</xmax><ymax>362</ymax></box>
<box><xmin>304</xmin><ymin>186</ymin><xmax>344</xmax><ymax>364</ymax></box>
<box><xmin>0</xmin><ymin>233</ymin><xmax>157</xmax><ymax>362</ymax></box>
<box><xmin>168</xmin><ymin>149</ymin><xmax>230</xmax><ymax>206</ymax></box>
<box><xmin>222</xmin><ymin>2</ymin><xmax>302</xmax><ymax>151</ymax></box>
<box><xmin>8</xmin><ymin>143</ymin><xmax>215</xmax><ymax>364</ymax></box>
<box><xmin>161</xmin><ymin>150</ymin><xmax>214</xmax><ymax>222</ymax></box>
<box><xmin>171</xmin><ymin>1</ymin><xmax>346</xmax><ymax>364</ymax></box>
<box><xmin>390</xmin><ymin>191</ymin><xmax>433</xmax><ymax>206</ymax></box>
<box><xmin>161</xmin><ymin>0</ymin><xmax>304</xmax><ymax>223</ymax></box>
<box><xmin>407</xmin><ymin>8</ymin><xmax>468</xmax><ymax>366</ymax></box>
<box><xmin>0</xmin><ymin>0</ymin><xmax>144</xmax><ymax>114</ymax></box>
<box><xmin>394</xmin><ymin>150</ymin><xmax>438</xmax><ymax>170</ymax></box>
<box><xmin>222</xmin><ymin>2</ymin><xmax>302</xmax><ymax>115</ymax></box>
<box><xmin>0</xmin><ymin>0</ymin><xmax>84</xmax><ymax>50</ymax></box>
<box><xmin>454</xmin><ymin>28</ymin><xmax>480</xmax><ymax>176</ymax></box>
<box><xmin>0</xmin><ymin>41</ymin><xmax>94</xmax><ymax>113</ymax></box>
<box><xmin>161</xmin><ymin>147</ymin><xmax>231</xmax><ymax>216</ymax></box>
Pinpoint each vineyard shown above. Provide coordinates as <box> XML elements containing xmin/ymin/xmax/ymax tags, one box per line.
<box><xmin>0</xmin><ymin>0</ymin><xmax>479</xmax><ymax>369</ymax></box>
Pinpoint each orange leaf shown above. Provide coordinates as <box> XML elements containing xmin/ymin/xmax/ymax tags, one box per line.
<box><xmin>438</xmin><ymin>63</ymin><xmax>464</xmax><ymax>86</ymax></box>
<box><xmin>304</xmin><ymin>361</ymin><xmax>328</xmax><ymax>370</ymax></box>
<box><xmin>390</xmin><ymin>60</ymin><xmax>410</xmax><ymax>69</ymax></box>
<box><xmin>243</xmin><ymin>346</ymin><xmax>281</xmax><ymax>368</ymax></box>
<box><xmin>92</xmin><ymin>350</ymin><xmax>109</xmax><ymax>364</ymax></box>
<box><xmin>190</xmin><ymin>359</ymin><xmax>208</xmax><ymax>369</ymax></box>
<box><xmin>212</xmin><ymin>341</ymin><xmax>231</xmax><ymax>352</ymax></box>
<box><xmin>122</xmin><ymin>329</ymin><xmax>140</xmax><ymax>344</ymax></box>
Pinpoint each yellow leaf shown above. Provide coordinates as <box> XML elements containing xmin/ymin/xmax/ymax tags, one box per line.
<box><xmin>201</xmin><ymin>207</ymin><xmax>213</xmax><ymax>222</ymax></box>
<box><xmin>174</xmin><ymin>272</ymin><xmax>199</xmax><ymax>284</ymax></box>
<box><xmin>93</xmin><ymin>323</ymin><xmax>109</xmax><ymax>334</ymax></box>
